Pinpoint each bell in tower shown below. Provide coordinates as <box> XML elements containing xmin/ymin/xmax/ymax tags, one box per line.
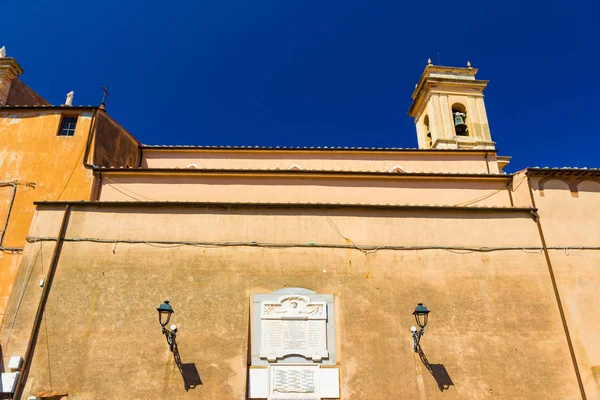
<box><xmin>453</xmin><ymin>111</ymin><xmax>468</xmax><ymax>136</ymax></box>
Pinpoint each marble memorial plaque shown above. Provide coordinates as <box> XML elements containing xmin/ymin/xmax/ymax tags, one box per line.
<box><xmin>260</xmin><ymin>295</ymin><xmax>328</xmax><ymax>362</ymax></box>
<box><xmin>269</xmin><ymin>365</ymin><xmax>320</xmax><ymax>400</ymax></box>
<box><xmin>249</xmin><ymin>364</ymin><xmax>340</xmax><ymax>400</ymax></box>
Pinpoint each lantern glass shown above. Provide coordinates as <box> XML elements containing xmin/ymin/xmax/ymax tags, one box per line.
<box><xmin>412</xmin><ymin>302</ymin><xmax>430</xmax><ymax>329</ymax></box>
<box><xmin>157</xmin><ymin>300</ymin><xmax>174</xmax><ymax>328</ymax></box>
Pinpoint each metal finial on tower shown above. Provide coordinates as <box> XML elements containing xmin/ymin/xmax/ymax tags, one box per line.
<box><xmin>0</xmin><ymin>46</ymin><xmax>6</xmax><ymax>58</ymax></box>
<box><xmin>100</xmin><ymin>85</ymin><xmax>110</xmax><ymax>109</ymax></box>
<box><xmin>467</xmin><ymin>61</ymin><xmax>472</xmax><ymax>69</ymax></box>
<box><xmin>427</xmin><ymin>58</ymin><xmax>433</xmax><ymax>66</ymax></box>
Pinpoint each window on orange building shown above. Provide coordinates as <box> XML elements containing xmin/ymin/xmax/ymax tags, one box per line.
<box><xmin>58</xmin><ymin>116</ymin><xmax>78</xmax><ymax>136</ymax></box>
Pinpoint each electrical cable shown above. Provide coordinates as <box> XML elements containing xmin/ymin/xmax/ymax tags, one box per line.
<box><xmin>324</xmin><ymin>214</ymin><xmax>372</xmax><ymax>255</ymax></box>
<box><xmin>25</xmin><ymin>235</ymin><xmax>600</xmax><ymax>254</ymax></box>
<box><xmin>102</xmin><ymin>176</ymin><xmax>157</xmax><ymax>201</ymax></box>
<box><xmin>511</xmin><ymin>174</ymin><xmax>528</xmax><ymax>192</ymax></box>
<box><xmin>55</xmin><ymin>141</ymin><xmax>87</xmax><ymax>201</ymax></box>
<box><xmin>3</xmin><ymin>241</ymin><xmax>41</xmax><ymax>352</ymax></box>
<box><xmin>454</xmin><ymin>187</ymin><xmax>505</xmax><ymax>207</ymax></box>
<box><xmin>0</xmin><ymin>246</ymin><xmax>23</xmax><ymax>253</ymax></box>
<box><xmin>451</xmin><ymin>173</ymin><xmax>529</xmax><ymax>207</ymax></box>
<box><xmin>38</xmin><ymin>242</ymin><xmax>53</xmax><ymax>392</ymax></box>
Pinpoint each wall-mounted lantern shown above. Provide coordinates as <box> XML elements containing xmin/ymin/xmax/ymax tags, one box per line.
<box><xmin>157</xmin><ymin>300</ymin><xmax>177</xmax><ymax>351</ymax></box>
<box><xmin>410</xmin><ymin>302</ymin><xmax>430</xmax><ymax>352</ymax></box>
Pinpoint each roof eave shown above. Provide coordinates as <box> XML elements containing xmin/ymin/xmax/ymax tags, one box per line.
<box><xmin>94</xmin><ymin>167</ymin><xmax>509</xmax><ymax>179</ymax></box>
<box><xmin>526</xmin><ymin>167</ymin><xmax>600</xmax><ymax>176</ymax></box>
<box><xmin>140</xmin><ymin>145</ymin><xmax>497</xmax><ymax>154</ymax></box>
<box><xmin>0</xmin><ymin>105</ymin><xmax>99</xmax><ymax>111</ymax></box>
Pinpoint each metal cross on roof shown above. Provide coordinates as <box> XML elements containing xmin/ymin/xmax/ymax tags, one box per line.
<box><xmin>101</xmin><ymin>85</ymin><xmax>110</xmax><ymax>106</ymax></box>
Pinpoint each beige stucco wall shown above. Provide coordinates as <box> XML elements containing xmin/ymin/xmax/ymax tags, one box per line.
<box><xmin>530</xmin><ymin>176</ymin><xmax>600</xmax><ymax>399</ymax></box>
<box><xmin>98</xmin><ymin>173</ymin><xmax>514</xmax><ymax>207</ymax></box>
<box><xmin>0</xmin><ymin>204</ymin><xmax>583</xmax><ymax>399</ymax></box>
<box><xmin>141</xmin><ymin>149</ymin><xmax>501</xmax><ymax>174</ymax></box>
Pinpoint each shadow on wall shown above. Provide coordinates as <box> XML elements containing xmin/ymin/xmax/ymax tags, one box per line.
<box><xmin>172</xmin><ymin>341</ymin><xmax>202</xmax><ymax>391</ymax></box>
<box><xmin>417</xmin><ymin>345</ymin><xmax>454</xmax><ymax>392</ymax></box>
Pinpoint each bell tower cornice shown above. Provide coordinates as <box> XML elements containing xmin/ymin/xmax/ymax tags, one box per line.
<box><xmin>408</xmin><ymin>65</ymin><xmax>488</xmax><ymax>119</ymax></box>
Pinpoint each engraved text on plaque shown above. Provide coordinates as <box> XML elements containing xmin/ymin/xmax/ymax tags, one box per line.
<box><xmin>260</xmin><ymin>295</ymin><xmax>328</xmax><ymax>362</ymax></box>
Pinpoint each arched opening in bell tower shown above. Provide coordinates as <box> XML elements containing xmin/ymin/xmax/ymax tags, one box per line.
<box><xmin>423</xmin><ymin>115</ymin><xmax>432</xmax><ymax>148</ymax></box>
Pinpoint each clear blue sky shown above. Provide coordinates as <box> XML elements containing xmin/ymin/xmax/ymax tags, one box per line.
<box><xmin>1</xmin><ymin>0</ymin><xmax>597</xmax><ymax>171</ymax></box>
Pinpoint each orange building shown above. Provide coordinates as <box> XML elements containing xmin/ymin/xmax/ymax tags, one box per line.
<box><xmin>0</xmin><ymin>50</ymin><xmax>139</xmax><ymax>317</ymax></box>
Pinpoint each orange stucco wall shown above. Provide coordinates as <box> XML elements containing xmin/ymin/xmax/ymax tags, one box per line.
<box><xmin>0</xmin><ymin>110</ymin><xmax>95</xmax><ymax>315</ymax></box>
<box><xmin>0</xmin><ymin>108</ymin><xmax>139</xmax><ymax>319</ymax></box>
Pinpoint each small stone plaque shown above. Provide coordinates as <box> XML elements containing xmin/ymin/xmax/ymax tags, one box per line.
<box><xmin>249</xmin><ymin>364</ymin><xmax>340</xmax><ymax>399</ymax></box>
<box><xmin>273</xmin><ymin>369</ymin><xmax>315</xmax><ymax>393</ymax></box>
<box><xmin>269</xmin><ymin>365</ymin><xmax>320</xmax><ymax>400</ymax></box>
<box><xmin>260</xmin><ymin>295</ymin><xmax>328</xmax><ymax>362</ymax></box>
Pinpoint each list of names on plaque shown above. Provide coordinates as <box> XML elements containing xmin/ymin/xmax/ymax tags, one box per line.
<box><xmin>272</xmin><ymin>369</ymin><xmax>315</xmax><ymax>393</ymax></box>
<box><xmin>282</xmin><ymin>320</ymin><xmax>306</xmax><ymax>350</ymax></box>
<box><xmin>260</xmin><ymin>295</ymin><xmax>328</xmax><ymax>361</ymax></box>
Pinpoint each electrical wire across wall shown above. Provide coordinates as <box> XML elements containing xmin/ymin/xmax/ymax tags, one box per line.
<box><xmin>0</xmin><ymin>246</ymin><xmax>24</xmax><ymax>253</ymax></box>
<box><xmin>54</xmin><ymin>141</ymin><xmax>87</xmax><ymax>201</ymax></box>
<box><xmin>453</xmin><ymin>188</ymin><xmax>505</xmax><ymax>207</ymax></box>
<box><xmin>102</xmin><ymin>176</ymin><xmax>157</xmax><ymax>201</ymax></box>
<box><xmin>100</xmin><ymin>173</ymin><xmax>528</xmax><ymax>208</ymax></box>
<box><xmin>3</xmin><ymin>240</ymin><xmax>41</xmax><ymax>352</ymax></box>
<box><xmin>0</xmin><ymin>181</ymin><xmax>35</xmax><ymax>254</ymax></box>
<box><xmin>324</xmin><ymin>214</ymin><xmax>374</xmax><ymax>255</ymax></box>
<box><xmin>452</xmin><ymin>174</ymin><xmax>529</xmax><ymax>207</ymax></box>
<box><xmin>25</xmin><ymin>235</ymin><xmax>600</xmax><ymax>254</ymax></box>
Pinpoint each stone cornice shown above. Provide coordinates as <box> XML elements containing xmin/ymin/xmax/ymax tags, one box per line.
<box><xmin>0</xmin><ymin>57</ymin><xmax>23</xmax><ymax>80</ymax></box>
<box><xmin>408</xmin><ymin>78</ymin><xmax>489</xmax><ymax>117</ymax></box>
<box><xmin>408</xmin><ymin>64</ymin><xmax>489</xmax><ymax>117</ymax></box>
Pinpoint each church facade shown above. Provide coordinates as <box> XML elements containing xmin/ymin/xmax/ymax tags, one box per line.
<box><xmin>0</xmin><ymin>51</ymin><xmax>598</xmax><ymax>399</ymax></box>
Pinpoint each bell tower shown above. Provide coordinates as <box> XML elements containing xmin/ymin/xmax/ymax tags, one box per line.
<box><xmin>408</xmin><ymin>60</ymin><xmax>495</xmax><ymax>150</ymax></box>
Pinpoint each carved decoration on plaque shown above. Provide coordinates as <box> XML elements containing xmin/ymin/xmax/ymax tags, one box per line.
<box><xmin>260</xmin><ymin>295</ymin><xmax>328</xmax><ymax>362</ymax></box>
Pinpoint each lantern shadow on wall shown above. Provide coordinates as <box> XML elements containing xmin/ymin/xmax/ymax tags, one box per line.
<box><xmin>157</xmin><ymin>300</ymin><xmax>202</xmax><ymax>391</ymax></box>
<box><xmin>172</xmin><ymin>341</ymin><xmax>203</xmax><ymax>391</ymax></box>
<box><xmin>416</xmin><ymin>345</ymin><xmax>454</xmax><ymax>392</ymax></box>
<box><xmin>410</xmin><ymin>302</ymin><xmax>454</xmax><ymax>392</ymax></box>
